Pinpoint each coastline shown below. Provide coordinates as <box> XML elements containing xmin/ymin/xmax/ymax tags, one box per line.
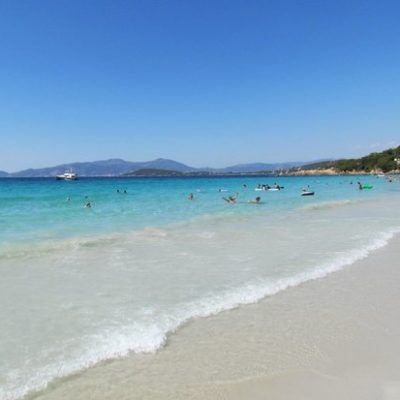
<box><xmin>29</xmin><ymin>234</ymin><xmax>400</xmax><ymax>400</ymax></box>
<box><xmin>1</xmin><ymin>171</ymin><xmax>399</xmax><ymax>178</ymax></box>
<box><xmin>279</xmin><ymin>169</ymin><xmax>400</xmax><ymax>176</ymax></box>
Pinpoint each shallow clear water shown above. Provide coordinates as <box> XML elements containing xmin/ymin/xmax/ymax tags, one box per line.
<box><xmin>1</xmin><ymin>176</ymin><xmax>399</xmax><ymax>400</ymax></box>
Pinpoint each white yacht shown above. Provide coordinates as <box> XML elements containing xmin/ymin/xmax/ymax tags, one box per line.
<box><xmin>56</xmin><ymin>170</ymin><xmax>78</xmax><ymax>180</ymax></box>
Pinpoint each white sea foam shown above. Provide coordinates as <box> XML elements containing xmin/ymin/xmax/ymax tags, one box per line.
<box><xmin>2</xmin><ymin>227</ymin><xmax>399</xmax><ymax>400</ymax></box>
<box><xmin>179</xmin><ymin>226</ymin><xmax>400</xmax><ymax>320</ymax></box>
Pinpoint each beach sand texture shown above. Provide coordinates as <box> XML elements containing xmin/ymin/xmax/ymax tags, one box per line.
<box><xmin>29</xmin><ymin>236</ymin><xmax>400</xmax><ymax>400</ymax></box>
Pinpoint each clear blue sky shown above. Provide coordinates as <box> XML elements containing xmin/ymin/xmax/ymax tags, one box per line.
<box><xmin>1</xmin><ymin>0</ymin><xmax>399</xmax><ymax>171</ymax></box>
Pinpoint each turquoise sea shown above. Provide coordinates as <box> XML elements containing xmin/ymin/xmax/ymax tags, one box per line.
<box><xmin>1</xmin><ymin>175</ymin><xmax>398</xmax><ymax>246</ymax></box>
<box><xmin>1</xmin><ymin>176</ymin><xmax>400</xmax><ymax>399</ymax></box>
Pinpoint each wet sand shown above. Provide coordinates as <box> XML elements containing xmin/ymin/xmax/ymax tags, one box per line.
<box><xmin>30</xmin><ymin>236</ymin><xmax>400</xmax><ymax>400</ymax></box>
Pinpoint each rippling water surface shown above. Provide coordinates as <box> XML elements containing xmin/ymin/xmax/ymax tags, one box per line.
<box><xmin>1</xmin><ymin>176</ymin><xmax>399</xmax><ymax>400</ymax></box>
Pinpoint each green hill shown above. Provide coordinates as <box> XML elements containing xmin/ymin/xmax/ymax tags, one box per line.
<box><xmin>122</xmin><ymin>168</ymin><xmax>184</xmax><ymax>177</ymax></box>
<box><xmin>303</xmin><ymin>146</ymin><xmax>400</xmax><ymax>173</ymax></box>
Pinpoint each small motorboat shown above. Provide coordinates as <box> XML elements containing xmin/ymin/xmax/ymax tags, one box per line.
<box><xmin>301</xmin><ymin>190</ymin><xmax>314</xmax><ymax>196</ymax></box>
<box><xmin>56</xmin><ymin>170</ymin><xmax>78</xmax><ymax>180</ymax></box>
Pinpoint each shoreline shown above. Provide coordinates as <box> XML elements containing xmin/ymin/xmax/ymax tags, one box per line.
<box><xmin>1</xmin><ymin>172</ymin><xmax>399</xmax><ymax>179</ymax></box>
<box><xmin>28</xmin><ymin>233</ymin><xmax>400</xmax><ymax>400</ymax></box>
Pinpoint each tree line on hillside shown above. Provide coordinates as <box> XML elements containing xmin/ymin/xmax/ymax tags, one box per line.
<box><xmin>302</xmin><ymin>146</ymin><xmax>400</xmax><ymax>173</ymax></box>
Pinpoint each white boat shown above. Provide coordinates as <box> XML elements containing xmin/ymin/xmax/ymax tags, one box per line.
<box><xmin>56</xmin><ymin>170</ymin><xmax>78</xmax><ymax>180</ymax></box>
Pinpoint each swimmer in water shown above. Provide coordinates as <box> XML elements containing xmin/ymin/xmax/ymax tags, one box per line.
<box><xmin>85</xmin><ymin>202</ymin><xmax>91</xmax><ymax>208</ymax></box>
<box><xmin>249</xmin><ymin>196</ymin><xmax>262</xmax><ymax>204</ymax></box>
<box><xmin>188</xmin><ymin>193</ymin><xmax>194</xmax><ymax>200</ymax></box>
<box><xmin>222</xmin><ymin>192</ymin><xmax>239</xmax><ymax>204</ymax></box>
<box><xmin>66</xmin><ymin>197</ymin><xmax>70</xmax><ymax>202</ymax></box>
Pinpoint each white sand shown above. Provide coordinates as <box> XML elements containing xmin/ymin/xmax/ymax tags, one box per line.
<box><xmin>30</xmin><ymin>236</ymin><xmax>400</xmax><ymax>400</ymax></box>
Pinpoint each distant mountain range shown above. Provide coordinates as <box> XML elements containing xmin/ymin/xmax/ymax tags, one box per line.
<box><xmin>3</xmin><ymin>159</ymin><xmax>194</xmax><ymax>177</ymax></box>
<box><xmin>0</xmin><ymin>158</ymin><xmax>329</xmax><ymax>177</ymax></box>
<box><xmin>214</xmin><ymin>161</ymin><xmax>308</xmax><ymax>173</ymax></box>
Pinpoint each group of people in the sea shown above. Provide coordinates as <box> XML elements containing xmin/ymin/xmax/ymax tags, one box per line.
<box><xmin>188</xmin><ymin>183</ymin><xmax>305</xmax><ymax>205</ymax></box>
<box><xmin>68</xmin><ymin>175</ymin><xmax>397</xmax><ymax>209</ymax></box>
<box><xmin>186</xmin><ymin>176</ymin><xmax>390</xmax><ymax>206</ymax></box>
<box><xmin>67</xmin><ymin>189</ymin><xmax>129</xmax><ymax>208</ymax></box>
<box><xmin>66</xmin><ymin>195</ymin><xmax>92</xmax><ymax>208</ymax></box>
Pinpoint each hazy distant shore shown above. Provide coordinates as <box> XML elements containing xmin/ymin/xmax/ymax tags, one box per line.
<box><xmin>1</xmin><ymin>169</ymin><xmax>399</xmax><ymax>178</ymax></box>
<box><xmin>281</xmin><ymin>168</ymin><xmax>400</xmax><ymax>176</ymax></box>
